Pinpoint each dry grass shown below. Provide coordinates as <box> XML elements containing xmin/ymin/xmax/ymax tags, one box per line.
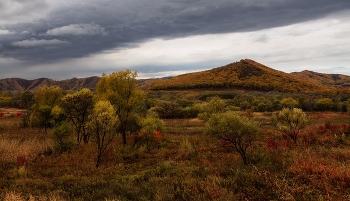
<box><xmin>0</xmin><ymin>138</ymin><xmax>52</xmax><ymax>163</ymax></box>
<box><xmin>2</xmin><ymin>112</ymin><xmax>350</xmax><ymax>200</ymax></box>
<box><xmin>0</xmin><ymin>116</ymin><xmax>52</xmax><ymax>163</ymax></box>
<box><xmin>3</xmin><ymin>191</ymin><xmax>66</xmax><ymax>201</ymax></box>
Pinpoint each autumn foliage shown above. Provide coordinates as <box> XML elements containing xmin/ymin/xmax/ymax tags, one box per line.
<box><xmin>151</xmin><ymin>59</ymin><xmax>333</xmax><ymax>93</ymax></box>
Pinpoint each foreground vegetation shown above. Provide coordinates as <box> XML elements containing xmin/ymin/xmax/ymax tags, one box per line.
<box><xmin>1</xmin><ymin>69</ymin><xmax>350</xmax><ymax>200</ymax></box>
<box><xmin>1</xmin><ymin>111</ymin><xmax>350</xmax><ymax>200</ymax></box>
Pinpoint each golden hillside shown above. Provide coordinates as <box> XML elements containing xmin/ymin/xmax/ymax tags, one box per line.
<box><xmin>151</xmin><ymin>59</ymin><xmax>332</xmax><ymax>93</ymax></box>
<box><xmin>291</xmin><ymin>70</ymin><xmax>350</xmax><ymax>88</ymax></box>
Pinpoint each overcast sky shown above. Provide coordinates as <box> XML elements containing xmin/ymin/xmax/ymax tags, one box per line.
<box><xmin>1</xmin><ymin>0</ymin><xmax>350</xmax><ymax>80</ymax></box>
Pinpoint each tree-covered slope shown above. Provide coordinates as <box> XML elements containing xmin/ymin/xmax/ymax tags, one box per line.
<box><xmin>151</xmin><ymin>59</ymin><xmax>332</xmax><ymax>92</ymax></box>
<box><xmin>291</xmin><ymin>70</ymin><xmax>350</xmax><ymax>88</ymax></box>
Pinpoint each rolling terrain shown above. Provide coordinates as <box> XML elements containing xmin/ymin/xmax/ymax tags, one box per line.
<box><xmin>150</xmin><ymin>59</ymin><xmax>341</xmax><ymax>93</ymax></box>
<box><xmin>0</xmin><ymin>76</ymin><xmax>100</xmax><ymax>91</ymax></box>
<box><xmin>291</xmin><ymin>70</ymin><xmax>350</xmax><ymax>88</ymax></box>
<box><xmin>1</xmin><ymin>59</ymin><xmax>349</xmax><ymax>93</ymax></box>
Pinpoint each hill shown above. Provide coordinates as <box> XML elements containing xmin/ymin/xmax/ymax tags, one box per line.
<box><xmin>0</xmin><ymin>76</ymin><xmax>100</xmax><ymax>92</ymax></box>
<box><xmin>1</xmin><ymin>59</ymin><xmax>348</xmax><ymax>93</ymax></box>
<box><xmin>291</xmin><ymin>70</ymin><xmax>350</xmax><ymax>88</ymax></box>
<box><xmin>150</xmin><ymin>59</ymin><xmax>332</xmax><ymax>93</ymax></box>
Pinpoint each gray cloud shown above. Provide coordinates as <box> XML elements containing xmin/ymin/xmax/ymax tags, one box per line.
<box><xmin>0</xmin><ymin>0</ymin><xmax>350</xmax><ymax>79</ymax></box>
<box><xmin>12</xmin><ymin>38</ymin><xmax>70</xmax><ymax>47</ymax></box>
<box><xmin>0</xmin><ymin>0</ymin><xmax>49</xmax><ymax>24</ymax></box>
<box><xmin>1</xmin><ymin>0</ymin><xmax>349</xmax><ymax>60</ymax></box>
<box><xmin>0</xmin><ymin>29</ymin><xmax>15</xmax><ymax>35</ymax></box>
<box><xmin>45</xmin><ymin>23</ymin><xmax>107</xmax><ymax>36</ymax></box>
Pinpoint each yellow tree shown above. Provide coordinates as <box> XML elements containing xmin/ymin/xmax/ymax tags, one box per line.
<box><xmin>30</xmin><ymin>86</ymin><xmax>63</xmax><ymax>132</ymax></box>
<box><xmin>96</xmin><ymin>70</ymin><xmax>145</xmax><ymax>145</ymax></box>
<box><xmin>87</xmin><ymin>101</ymin><xmax>119</xmax><ymax>168</ymax></box>
<box><xmin>33</xmin><ymin>86</ymin><xmax>63</xmax><ymax>108</ymax></box>
<box><xmin>272</xmin><ymin>108</ymin><xmax>310</xmax><ymax>143</ymax></box>
<box><xmin>61</xmin><ymin>88</ymin><xmax>94</xmax><ymax>144</ymax></box>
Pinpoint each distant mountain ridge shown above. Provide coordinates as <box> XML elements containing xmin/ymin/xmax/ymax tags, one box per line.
<box><xmin>291</xmin><ymin>70</ymin><xmax>350</xmax><ymax>88</ymax></box>
<box><xmin>0</xmin><ymin>76</ymin><xmax>100</xmax><ymax>91</ymax></box>
<box><xmin>1</xmin><ymin>59</ymin><xmax>349</xmax><ymax>92</ymax></box>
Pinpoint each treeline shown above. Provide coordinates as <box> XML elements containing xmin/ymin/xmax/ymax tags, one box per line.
<box><xmin>2</xmin><ymin>86</ymin><xmax>350</xmax><ymax>121</ymax></box>
<box><xmin>144</xmin><ymin>90</ymin><xmax>350</xmax><ymax>119</ymax></box>
<box><xmin>0</xmin><ymin>91</ymin><xmax>26</xmax><ymax>108</ymax></box>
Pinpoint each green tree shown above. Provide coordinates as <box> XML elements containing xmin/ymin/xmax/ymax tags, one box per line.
<box><xmin>205</xmin><ymin>111</ymin><xmax>259</xmax><ymax>165</ymax></box>
<box><xmin>151</xmin><ymin>100</ymin><xmax>180</xmax><ymax>119</ymax></box>
<box><xmin>61</xmin><ymin>88</ymin><xmax>94</xmax><ymax>145</ymax></box>
<box><xmin>20</xmin><ymin>91</ymin><xmax>34</xmax><ymax>109</ymax></box>
<box><xmin>29</xmin><ymin>86</ymin><xmax>63</xmax><ymax>129</ymax></box>
<box><xmin>52</xmin><ymin>121</ymin><xmax>74</xmax><ymax>153</ymax></box>
<box><xmin>198</xmin><ymin>97</ymin><xmax>225</xmax><ymax>120</ymax></box>
<box><xmin>38</xmin><ymin>105</ymin><xmax>52</xmax><ymax>133</ymax></box>
<box><xmin>280</xmin><ymin>97</ymin><xmax>298</xmax><ymax>108</ymax></box>
<box><xmin>207</xmin><ymin>96</ymin><xmax>225</xmax><ymax>113</ymax></box>
<box><xmin>96</xmin><ymin>70</ymin><xmax>145</xmax><ymax>145</ymax></box>
<box><xmin>316</xmin><ymin>98</ymin><xmax>333</xmax><ymax>111</ymax></box>
<box><xmin>272</xmin><ymin>108</ymin><xmax>309</xmax><ymax>143</ymax></box>
<box><xmin>87</xmin><ymin>101</ymin><xmax>119</xmax><ymax>168</ymax></box>
<box><xmin>0</xmin><ymin>92</ymin><xmax>14</xmax><ymax>107</ymax></box>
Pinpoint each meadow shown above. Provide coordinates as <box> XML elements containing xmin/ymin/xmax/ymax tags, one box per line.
<box><xmin>1</xmin><ymin>109</ymin><xmax>350</xmax><ymax>201</ymax></box>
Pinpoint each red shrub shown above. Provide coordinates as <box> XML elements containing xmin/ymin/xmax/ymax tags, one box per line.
<box><xmin>267</xmin><ymin>139</ymin><xmax>277</xmax><ymax>149</ymax></box>
<box><xmin>341</xmin><ymin>124</ymin><xmax>349</xmax><ymax>132</ymax></box>
<box><xmin>153</xmin><ymin>130</ymin><xmax>162</xmax><ymax>140</ymax></box>
<box><xmin>17</xmin><ymin>155</ymin><xmax>27</xmax><ymax>167</ymax></box>
<box><xmin>279</xmin><ymin>139</ymin><xmax>288</xmax><ymax>148</ymax></box>
<box><xmin>319</xmin><ymin>125</ymin><xmax>326</xmax><ymax>133</ymax></box>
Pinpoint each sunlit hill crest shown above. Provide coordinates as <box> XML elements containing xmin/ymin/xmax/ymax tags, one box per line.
<box><xmin>150</xmin><ymin>59</ymin><xmax>345</xmax><ymax>93</ymax></box>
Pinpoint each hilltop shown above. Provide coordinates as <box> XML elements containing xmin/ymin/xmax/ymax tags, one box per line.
<box><xmin>150</xmin><ymin>59</ymin><xmax>334</xmax><ymax>93</ymax></box>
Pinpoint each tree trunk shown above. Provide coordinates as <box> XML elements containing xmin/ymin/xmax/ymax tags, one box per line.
<box><xmin>122</xmin><ymin>132</ymin><xmax>127</xmax><ymax>145</ymax></box>
<box><xmin>83</xmin><ymin>134</ymin><xmax>89</xmax><ymax>144</ymax></box>
<box><xmin>96</xmin><ymin>154</ymin><xmax>101</xmax><ymax>168</ymax></box>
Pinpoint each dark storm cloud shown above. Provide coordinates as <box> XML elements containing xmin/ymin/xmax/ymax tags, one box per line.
<box><xmin>1</xmin><ymin>0</ymin><xmax>350</xmax><ymax>62</ymax></box>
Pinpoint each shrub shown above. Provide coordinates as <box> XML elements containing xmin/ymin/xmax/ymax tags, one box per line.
<box><xmin>272</xmin><ymin>108</ymin><xmax>309</xmax><ymax>143</ymax></box>
<box><xmin>134</xmin><ymin>114</ymin><xmax>164</xmax><ymax>150</ymax></box>
<box><xmin>52</xmin><ymin>121</ymin><xmax>74</xmax><ymax>153</ymax></box>
<box><xmin>205</xmin><ymin>111</ymin><xmax>260</xmax><ymax>164</ymax></box>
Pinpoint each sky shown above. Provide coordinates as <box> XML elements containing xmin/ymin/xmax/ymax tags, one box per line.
<box><xmin>0</xmin><ymin>0</ymin><xmax>350</xmax><ymax>80</ymax></box>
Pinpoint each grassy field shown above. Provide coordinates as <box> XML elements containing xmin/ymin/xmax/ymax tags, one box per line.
<box><xmin>1</xmin><ymin>111</ymin><xmax>350</xmax><ymax>200</ymax></box>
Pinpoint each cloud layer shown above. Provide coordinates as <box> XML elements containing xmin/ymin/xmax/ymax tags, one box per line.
<box><xmin>0</xmin><ymin>0</ymin><xmax>349</xmax><ymax>79</ymax></box>
<box><xmin>45</xmin><ymin>23</ymin><xmax>106</xmax><ymax>36</ymax></box>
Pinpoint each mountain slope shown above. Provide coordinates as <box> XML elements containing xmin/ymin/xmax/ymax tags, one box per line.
<box><xmin>0</xmin><ymin>76</ymin><xmax>100</xmax><ymax>92</ymax></box>
<box><xmin>291</xmin><ymin>70</ymin><xmax>350</xmax><ymax>88</ymax></box>
<box><xmin>151</xmin><ymin>59</ymin><xmax>332</xmax><ymax>92</ymax></box>
<box><xmin>0</xmin><ymin>60</ymin><xmax>347</xmax><ymax>93</ymax></box>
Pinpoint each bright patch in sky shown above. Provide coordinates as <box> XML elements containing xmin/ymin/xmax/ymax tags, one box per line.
<box><xmin>82</xmin><ymin>14</ymin><xmax>350</xmax><ymax>78</ymax></box>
